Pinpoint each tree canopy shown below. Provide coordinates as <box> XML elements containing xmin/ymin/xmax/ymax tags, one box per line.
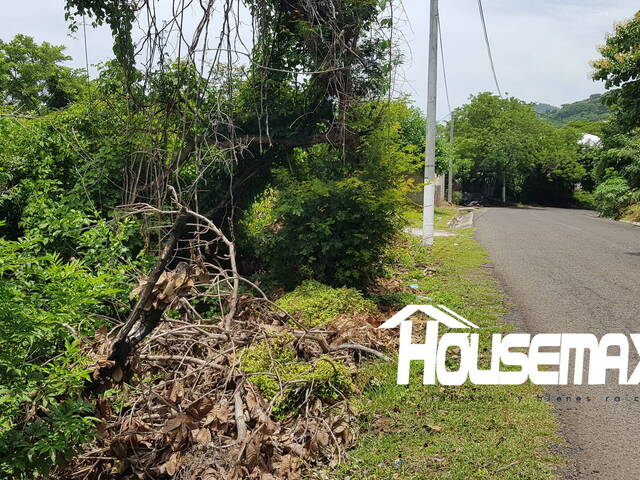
<box><xmin>451</xmin><ymin>92</ymin><xmax>583</xmax><ymax>203</ymax></box>
<box><xmin>592</xmin><ymin>10</ymin><xmax>640</xmax><ymax>131</ymax></box>
<box><xmin>0</xmin><ymin>35</ymin><xmax>85</xmax><ymax>112</ymax></box>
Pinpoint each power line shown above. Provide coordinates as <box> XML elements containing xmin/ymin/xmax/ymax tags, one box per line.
<box><xmin>477</xmin><ymin>0</ymin><xmax>502</xmax><ymax>97</ymax></box>
<box><xmin>82</xmin><ymin>14</ymin><xmax>90</xmax><ymax>80</ymax></box>
<box><xmin>437</xmin><ymin>14</ymin><xmax>454</xmax><ymax>203</ymax></box>
<box><xmin>436</xmin><ymin>15</ymin><xmax>451</xmax><ymax>115</ymax></box>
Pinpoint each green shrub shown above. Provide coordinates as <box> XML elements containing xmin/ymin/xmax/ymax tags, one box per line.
<box><xmin>452</xmin><ymin>190</ymin><xmax>462</xmax><ymax>205</ymax></box>
<box><xmin>236</xmin><ymin>187</ymin><xmax>279</xmax><ymax>264</ymax></box>
<box><xmin>237</xmin><ymin>101</ymin><xmax>417</xmax><ymax>288</ymax></box>
<box><xmin>0</xmin><ymin>102</ymin><xmax>132</xmax><ymax>240</ymax></box>
<box><xmin>0</xmin><ymin>236</ymin><xmax>124</xmax><ymax>478</ymax></box>
<box><xmin>240</xmin><ymin>333</ymin><xmax>352</xmax><ymax>417</ymax></box>
<box><xmin>238</xmin><ymin>173</ymin><xmax>404</xmax><ymax>288</ymax></box>
<box><xmin>572</xmin><ymin>189</ymin><xmax>596</xmax><ymax>210</ymax></box>
<box><xmin>275</xmin><ymin>280</ymin><xmax>376</xmax><ymax>327</ymax></box>
<box><xmin>269</xmin><ymin>174</ymin><xmax>403</xmax><ymax>287</ymax></box>
<box><xmin>593</xmin><ymin>177</ymin><xmax>632</xmax><ymax>217</ymax></box>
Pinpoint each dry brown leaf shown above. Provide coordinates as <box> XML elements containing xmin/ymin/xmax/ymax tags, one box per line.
<box><xmin>162</xmin><ymin>413</ymin><xmax>192</xmax><ymax>434</ymax></box>
<box><xmin>200</xmin><ymin>467</ymin><xmax>222</xmax><ymax>480</ymax></box>
<box><xmin>162</xmin><ymin>452</ymin><xmax>182</xmax><ymax>476</ymax></box>
<box><xmin>373</xmin><ymin>416</ymin><xmax>397</xmax><ymax>435</ymax></box>
<box><xmin>192</xmin><ymin>427</ymin><xmax>212</xmax><ymax>443</ymax></box>
<box><xmin>169</xmin><ymin>381</ymin><xmax>185</xmax><ymax>403</ymax></box>
<box><xmin>272</xmin><ymin>453</ymin><xmax>303</xmax><ymax>480</ymax></box>
<box><xmin>134</xmin><ymin>433</ymin><xmax>153</xmax><ymax>449</ymax></box>
<box><xmin>187</xmin><ymin>396</ymin><xmax>214</xmax><ymax>419</ymax></box>
<box><xmin>315</xmin><ymin>428</ymin><xmax>330</xmax><ymax>448</ymax></box>
<box><xmin>244</xmin><ymin>430</ymin><xmax>264</xmax><ymax>471</ymax></box>
<box><xmin>204</xmin><ymin>400</ymin><xmax>230</xmax><ymax>430</ymax></box>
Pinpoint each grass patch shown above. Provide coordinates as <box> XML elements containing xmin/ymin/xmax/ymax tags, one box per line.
<box><xmin>275</xmin><ymin>280</ymin><xmax>376</xmax><ymax>327</ymax></box>
<box><xmin>404</xmin><ymin>206</ymin><xmax>458</xmax><ymax>229</ymax></box>
<box><xmin>240</xmin><ymin>332</ymin><xmax>352</xmax><ymax>417</ymax></box>
<box><xmin>321</xmin><ymin>207</ymin><xmax>560</xmax><ymax>479</ymax></box>
<box><xmin>621</xmin><ymin>202</ymin><xmax>640</xmax><ymax>222</ymax></box>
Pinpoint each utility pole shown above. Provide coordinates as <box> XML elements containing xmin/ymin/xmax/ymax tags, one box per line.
<box><xmin>502</xmin><ymin>172</ymin><xmax>506</xmax><ymax>203</ymax></box>
<box><xmin>423</xmin><ymin>0</ymin><xmax>438</xmax><ymax>246</ymax></box>
<box><xmin>447</xmin><ymin>112</ymin><xmax>454</xmax><ymax>203</ymax></box>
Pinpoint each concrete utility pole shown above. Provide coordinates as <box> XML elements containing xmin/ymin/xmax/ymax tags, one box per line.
<box><xmin>501</xmin><ymin>165</ymin><xmax>507</xmax><ymax>203</ymax></box>
<box><xmin>447</xmin><ymin>112</ymin><xmax>454</xmax><ymax>203</ymax></box>
<box><xmin>423</xmin><ymin>0</ymin><xmax>438</xmax><ymax>246</ymax></box>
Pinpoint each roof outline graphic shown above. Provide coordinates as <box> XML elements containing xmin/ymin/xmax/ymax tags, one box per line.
<box><xmin>378</xmin><ymin>304</ymin><xmax>479</xmax><ymax>330</ymax></box>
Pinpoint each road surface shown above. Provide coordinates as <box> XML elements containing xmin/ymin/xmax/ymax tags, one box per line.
<box><xmin>474</xmin><ymin>207</ymin><xmax>640</xmax><ymax>480</ymax></box>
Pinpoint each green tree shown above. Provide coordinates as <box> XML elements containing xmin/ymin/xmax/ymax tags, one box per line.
<box><xmin>452</xmin><ymin>93</ymin><xmax>583</xmax><ymax>203</ymax></box>
<box><xmin>592</xmin><ymin>10</ymin><xmax>640</xmax><ymax>131</ymax></box>
<box><xmin>0</xmin><ymin>236</ymin><xmax>125</xmax><ymax>478</ymax></box>
<box><xmin>588</xmin><ymin>11</ymin><xmax>640</xmax><ymax>216</ymax></box>
<box><xmin>595</xmin><ymin>132</ymin><xmax>640</xmax><ymax>190</ymax></box>
<box><xmin>0</xmin><ymin>35</ymin><xmax>85</xmax><ymax>112</ymax></box>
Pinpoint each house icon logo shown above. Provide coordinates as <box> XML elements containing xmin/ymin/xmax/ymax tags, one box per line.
<box><xmin>379</xmin><ymin>304</ymin><xmax>479</xmax><ymax>330</ymax></box>
<box><xmin>378</xmin><ymin>304</ymin><xmax>478</xmax><ymax>385</ymax></box>
<box><xmin>380</xmin><ymin>304</ymin><xmax>640</xmax><ymax>387</ymax></box>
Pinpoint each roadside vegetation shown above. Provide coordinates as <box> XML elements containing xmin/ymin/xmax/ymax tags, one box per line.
<box><xmin>0</xmin><ymin>1</ymin><xmax>638</xmax><ymax>479</ymax></box>
<box><xmin>571</xmin><ymin>11</ymin><xmax>640</xmax><ymax>219</ymax></box>
<box><xmin>448</xmin><ymin>93</ymin><xmax>586</xmax><ymax>206</ymax></box>
<box><xmin>320</xmin><ymin>208</ymin><xmax>559</xmax><ymax>479</ymax></box>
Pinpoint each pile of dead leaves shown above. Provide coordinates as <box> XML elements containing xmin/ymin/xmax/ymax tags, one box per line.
<box><xmin>53</xmin><ymin>295</ymin><xmax>394</xmax><ymax>480</ymax></box>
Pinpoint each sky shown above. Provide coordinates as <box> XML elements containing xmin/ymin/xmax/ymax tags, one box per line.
<box><xmin>0</xmin><ymin>0</ymin><xmax>638</xmax><ymax>117</ymax></box>
<box><xmin>399</xmin><ymin>0</ymin><xmax>638</xmax><ymax>116</ymax></box>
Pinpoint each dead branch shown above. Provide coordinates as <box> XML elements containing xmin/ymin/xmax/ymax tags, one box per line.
<box><xmin>103</xmin><ymin>208</ymin><xmax>191</xmax><ymax>379</ymax></box>
<box><xmin>329</xmin><ymin>343</ymin><xmax>392</xmax><ymax>362</ymax></box>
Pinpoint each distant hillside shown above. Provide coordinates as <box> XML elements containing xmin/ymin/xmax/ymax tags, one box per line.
<box><xmin>535</xmin><ymin>94</ymin><xmax>610</xmax><ymax>126</ymax></box>
<box><xmin>535</xmin><ymin>103</ymin><xmax>559</xmax><ymax>115</ymax></box>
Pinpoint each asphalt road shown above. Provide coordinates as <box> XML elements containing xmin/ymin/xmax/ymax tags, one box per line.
<box><xmin>474</xmin><ymin>207</ymin><xmax>640</xmax><ymax>480</ymax></box>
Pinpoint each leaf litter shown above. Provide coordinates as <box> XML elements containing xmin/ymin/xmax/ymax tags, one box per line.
<box><xmin>53</xmin><ymin>291</ymin><xmax>395</xmax><ymax>480</ymax></box>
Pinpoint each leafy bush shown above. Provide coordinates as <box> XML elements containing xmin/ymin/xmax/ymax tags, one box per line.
<box><xmin>238</xmin><ymin>177</ymin><xmax>402</xmax><ymax>288</ymax></box>
<box><xmin>238</xmin><ymin>173</ymin><xmax>404</xmax><ymax>288</ymax></box>
<box><xmin>0</xmin><ymin>236</ymin><xmax>124</xmax><ymax>478</ymax></box>
<box><xmin>0</xmin><ymin>101</ymin><xmax>134</xmax><ymax>243</ymax></box>
<box><xmin>593</xmin><ymin>176</ymin><xmax>632</xmax><ymax>217</ymax></box>
<box><xmin>273</xmin><ymin>175</ymin><xmax>403</xmax><ymax>287</ymax></box>
<box><xmin>572</xmin><ymin>189</ymin><xmax>596</xmax><ymax>210</ymax></box>
<box><xmin>20</xmin><ymin>196</ymin><xmax>142</xmax><ymax>270</ymax></box>
<box><xmin>240</xmin><ymin>333</ymin><xmax>352</xmax><ymax>417</ymax></box>
<box><xmin>236</xmin><ymin>187</ymin><xmax>279</xmax><ymax>263</ymax></box>
<box><xmin>275</xmin><ymin>280</ymin><xmax>376</xmax><ymax>327</ymax></box>
<box><xmin>236</xmin><ymin>101</ymin><xmax>421</xmax><ymax>288</ymax></box>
